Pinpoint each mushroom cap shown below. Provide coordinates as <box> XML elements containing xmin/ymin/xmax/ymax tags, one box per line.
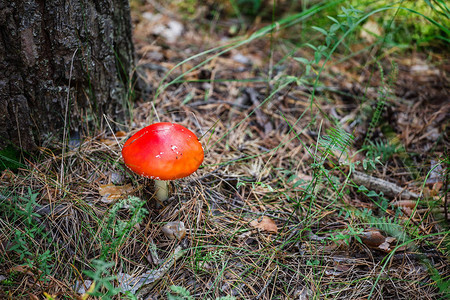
<box><xmin>122</xmin><ymin>122</ymin><xmax>204</xmax><ymax>180</ymax></box>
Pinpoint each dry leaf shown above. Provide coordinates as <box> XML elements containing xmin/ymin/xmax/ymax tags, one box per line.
<box><xmin>333</xmin><ymin>263</ymin><xmax>350</xmax><ymax>272</ymax></box>
<box><xmin>98</xmin><ymin>184</ymin><xmax>133</xmax><ymax>203</ymax></box>
<box><xmin>99</xmin><ymin>138</ymin><xmax>117</xmax><ymax>146</ymax></box>
<box><xmin>9</xmin><ymin>265</ymin><xmax>37</xmax><ymax>277</ymax></box>
<box><xmin>391</xmin><ymin>200</ymin><xmax>417</xmax><ymax>209</ymax></box>
<box><xmin>385</xmin><ymin>237</ymin><xmax>396</xmax><ymax>243</ymax></box>
<box><xmin>378</xmin><ymin>241</ymin><xmax>391</xmax><ymax>252</ymax></box>
<box><xmin>73</xmin><ymin>280</ymin><xmax>94</xmax><ymax>294</ymax></box>
<box><xmin>161</xmin><ymin>221</ymin><xmax>186</xmax><ymax>240</ymax></box>
<box><xmin>115</xmin><ymin>131</ymin><xmax>126</xmax><ymax>137</ymax></box>
<box><xmin>378</xmin><ymin>237</ymin><xmax>398</xmax><ymax>252</ymax></box>
<box><xmin>250</xmin><ymin>216</ymin><xmax>278</xmax><ymax>233</ymax></box>
<box><xmin>360</xmin><ymin>229</ymin><xmax>400</xmax><ymax>252</ymax></box>
<box><xmin>359</xmin><ymin>229</ymin><xmax>386</xmax><ymax>247</ymax></box>
<box><xmin>431</xmin><ymin>181</ymin><xmax>443</xmax><ymax>196</ymax></box>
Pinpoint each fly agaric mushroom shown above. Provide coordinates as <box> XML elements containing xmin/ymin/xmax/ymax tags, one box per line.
<box><xmin>121</xmin><ymin>122</ymin><xmax>204</xmax><ymax>201</ymax></box>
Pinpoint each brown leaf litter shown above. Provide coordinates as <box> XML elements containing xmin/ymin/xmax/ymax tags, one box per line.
<box><xmin>1</xmin><ymin>3</ymin><xmax>449</xmax><ymax>300</ymax></box>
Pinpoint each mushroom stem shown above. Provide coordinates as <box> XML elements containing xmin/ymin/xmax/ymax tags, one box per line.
<box><xmin>155</xmin><ymin>179</ymin><xmax>169</xmax><ymax>201</ymax></box>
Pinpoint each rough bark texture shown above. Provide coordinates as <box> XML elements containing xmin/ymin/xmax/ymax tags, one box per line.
<box><xmin>0</xmin><ymin>0</ymin><xmax>135</xmax><ymax>151</ymax></box>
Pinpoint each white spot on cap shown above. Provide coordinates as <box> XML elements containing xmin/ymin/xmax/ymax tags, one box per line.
<box><xmin>142</xmin><ymin>173</ymin><xmax>155</xmax><ymax>179</ymax></box>
<box><xmin>171</xmin><ymin>145</ymin><xmax>179</xmax><ymax>154</ymax></box>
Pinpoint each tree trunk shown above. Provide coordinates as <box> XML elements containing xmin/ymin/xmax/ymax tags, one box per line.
<box><xmin>0</xmin><ymin>0</ymin><xmax>136</xmax><ymax>152</ymax></box>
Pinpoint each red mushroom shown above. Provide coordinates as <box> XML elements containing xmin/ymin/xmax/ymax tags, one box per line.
<box><xmin>122</xmin><ymin>122</ymin><xmax>204</xmax><ymax>201</ymax></box>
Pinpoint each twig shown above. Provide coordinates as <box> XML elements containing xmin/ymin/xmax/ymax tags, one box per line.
<box><xmin>256</xmin><ymin>267</ymin><xmax>278</xmax><ymax>299</ymax></box>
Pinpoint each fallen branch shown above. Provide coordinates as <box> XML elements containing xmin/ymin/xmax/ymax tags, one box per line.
<box><xmin>352</xmin><ymin>171</ymin><xmax>420</xmax><ymax>200</ymax></box>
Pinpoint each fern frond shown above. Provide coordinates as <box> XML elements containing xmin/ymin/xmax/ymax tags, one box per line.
<box><xmin>319</xmin><ymin>127</ymin><xmax>354</xmax><ymax>157</ymax></box>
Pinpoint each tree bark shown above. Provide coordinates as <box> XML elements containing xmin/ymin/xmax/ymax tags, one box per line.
<box><xmin>0</xmin><ymin>0</ymin><xmax>136</xmax><ymax>152</ymax></box>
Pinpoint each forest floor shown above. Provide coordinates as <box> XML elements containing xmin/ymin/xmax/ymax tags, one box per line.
<box><xmin>1</xmin><ymin>1</ymin><xmax>449</xmax><ymax>299</ymax></box>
